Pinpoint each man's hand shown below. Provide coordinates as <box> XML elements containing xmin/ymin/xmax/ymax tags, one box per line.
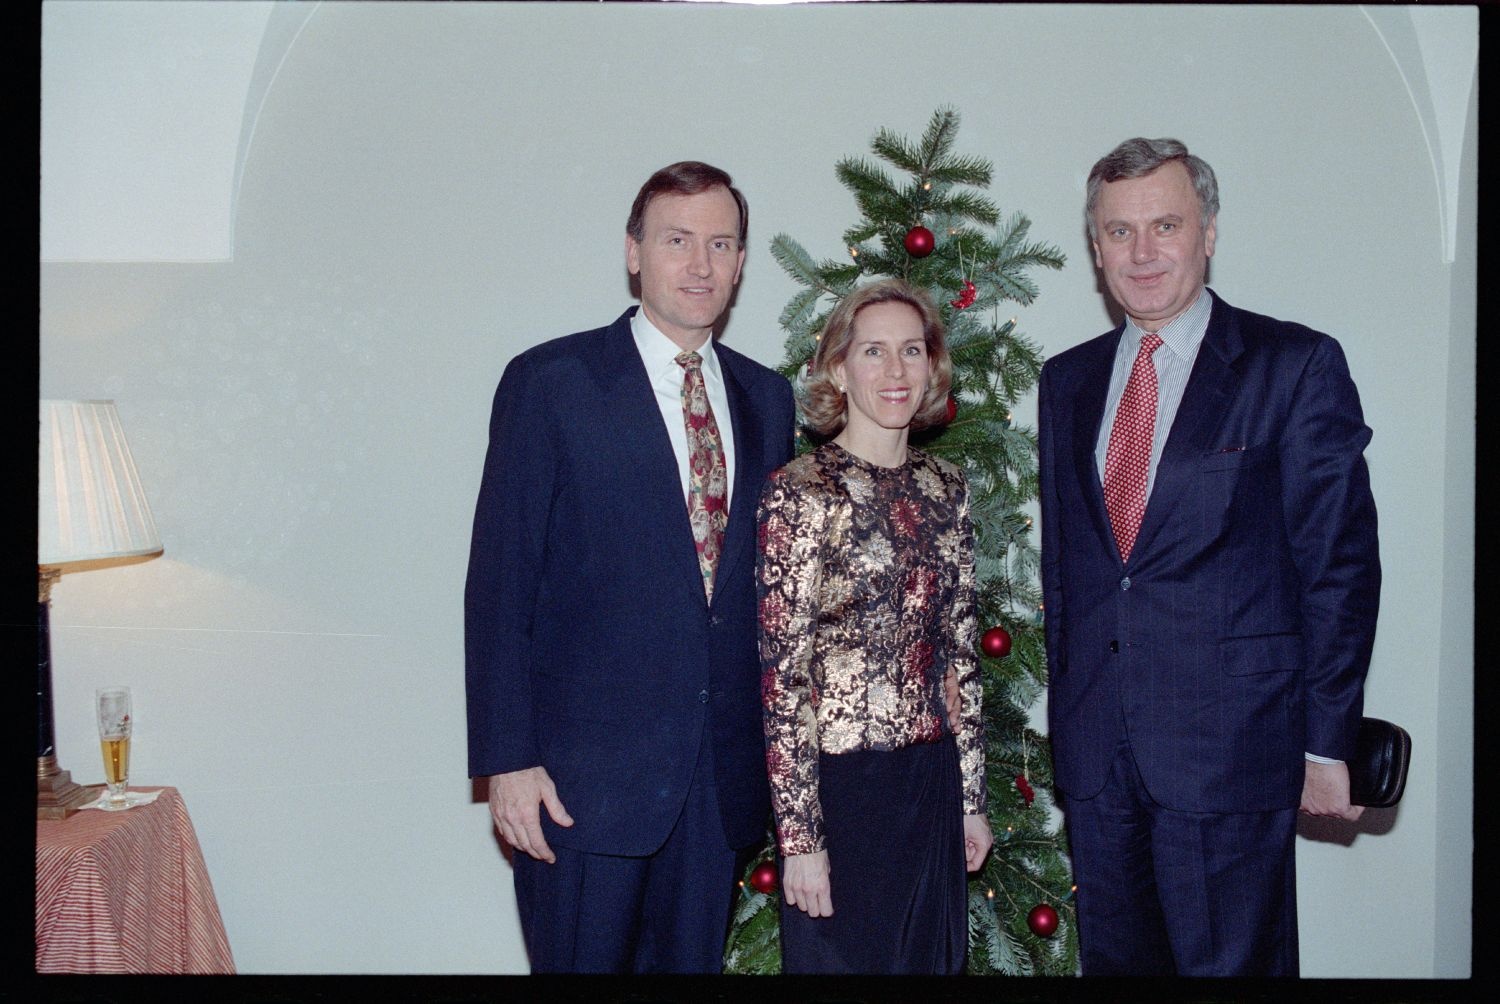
<box><xmin>963</xmin><ymin>813</ymin><xmax>993</xmax><ymax>872</ymax></box>
<box><xmin>488</xmin><ymin>766</ymin><xmax>574</xmax><ymax>863</ymax></box>
<box><xmin>1299</xmin><ymin>759</ymin><xmax>1364</xmax><ymax>822</ymax></box>
<box><xmin>943</xmin><ymin>667</ymin><xmax>962</xmax><ymax>731</ymax></box>
<box><xmin>782</xmin><ymin>850</ymin><xmax>833</xmax><ymax>918</ymax></box>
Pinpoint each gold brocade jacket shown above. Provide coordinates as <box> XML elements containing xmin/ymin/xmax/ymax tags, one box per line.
<box><xmin>756</xmin><ymin>442</ymin><xmax>985</xmax><ymax>856</ymax></box>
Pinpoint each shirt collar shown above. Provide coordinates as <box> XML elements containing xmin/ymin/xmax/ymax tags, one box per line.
<box><xmin>1122</xmin><ymin>286</ymin><xmax>1212</xmax><ymax>363</ymax></box>
<box><xmin>631</xmin><ymin>307</ymin><xmax>722</xmax><ymax>383</ymax></box>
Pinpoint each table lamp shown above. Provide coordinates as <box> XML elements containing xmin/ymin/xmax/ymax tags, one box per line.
<box><xmin>37</xmin><ymin>400</ymin><xmax>162</xmax><ymax>819</ymax></box>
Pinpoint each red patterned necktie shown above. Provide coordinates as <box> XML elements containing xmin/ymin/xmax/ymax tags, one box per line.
<box><xmin>677</xmin><ymin>351</ymin><xmax>729</xmax><ymax>601</ymax></box>
<box><xmin>1102</xmin><ymin>333</ymin><xmax>1163</xmax><ymax>562</ymax></box>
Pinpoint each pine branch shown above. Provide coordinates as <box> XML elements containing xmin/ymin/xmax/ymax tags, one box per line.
<box><xmin>769</xmin><ymin>233</ymin><xmax>828</xmax><ymax>290</ymax></box>
<box><xmin>918</xmin><ymin>106</ymin><xmax>962</xmax><ymax>167</ymax></box>
<box><xmin>834</xmin><ymin>157</ymin><xmax>901</xmax><ymax>212</ymax></box>
<box><xmin>930</xmin><ymin>154</ymin><xmax>993</xmax><ymax>187</ymax></box>
<box><xmin>870</xmin><ymin>127</ymin><xmax>924</xmax><ymax>175</ymax></box>
<box><xmin>777</xmin><ymin>286</ymin><xmax>824</xmax><ymax>336</ymax></box>
<box><xmin>931</xmin><ymin>190</ymin><xmax>1001</xmax><ymax>227</ymax></box>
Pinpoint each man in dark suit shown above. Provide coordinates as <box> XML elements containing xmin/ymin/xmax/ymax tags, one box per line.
<box><xmin>1038</xmin><ymin>138</ymin><xmax>1381</xmax><ymax>976</ymax></box>
<box><xmin>464</xmin><ymin>161</ymin><xmax>795</xmax><ymax>973</ymax></box>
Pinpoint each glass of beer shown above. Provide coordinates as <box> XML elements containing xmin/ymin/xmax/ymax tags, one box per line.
<box><xmin>95</xmin><ymin>687</ymin><xmax>135</xmax><ymax>810</ymax></box>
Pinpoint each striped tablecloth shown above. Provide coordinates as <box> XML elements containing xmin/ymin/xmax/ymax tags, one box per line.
<box><xmin>36</xmin><ymin>786</ymin><xmax>235</xmax><ymax>973</ymax></box>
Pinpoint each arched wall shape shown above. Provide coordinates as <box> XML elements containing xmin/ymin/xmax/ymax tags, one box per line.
<box><xmin>1362</xmin><ymin>5</ymin><xmax>1478</xmax><ymax>264</ymax></box>
<box><xmin>229</xmin><ymin>3</ymin><xmax>322</xmax><ymax>261</ymax></box>
<box><xmin>42</xmin><ymin>4</ymin><xmax>1474</xmax><ymax>269</ymax></box>
<box><xmin>40</xmin><ymin>1</ymin><xmax>314</xmax><ymax>263</ymax></box>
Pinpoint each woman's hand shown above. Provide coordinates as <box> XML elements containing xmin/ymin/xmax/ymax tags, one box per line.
<box><xmin>963</xmin><ymin>813</ymin><xmax>993</xmax><ymax>872</ymax></box>
<box><xmin>782</xmin><ymin>851</ymin><xmax>834</xmax><ymax>917</ymax></box>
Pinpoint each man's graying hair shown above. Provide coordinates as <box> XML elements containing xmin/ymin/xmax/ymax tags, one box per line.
<box><xmin>1085</xmin><ymin>138</ymin><xmax>1219</xmax><ymax>242</ymax></box>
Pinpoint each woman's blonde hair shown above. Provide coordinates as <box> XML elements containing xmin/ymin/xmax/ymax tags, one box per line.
<box><xmin>800</xmin><ymin>278</ymin><xmax>952</xmax><ymax>436</ymax></box>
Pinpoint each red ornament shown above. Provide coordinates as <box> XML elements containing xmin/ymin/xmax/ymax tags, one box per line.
<box><xmin>944</xmin><ymin>395</ymin><xmax>958</xmax><ymax>424</ymax></box>
<box><xmin>1015</xmin><ymin>774</ymin><xmax>1035</xmax><ymax>807</ymax></box>
<box><xmin>1027</xmin><ymin>903</ymin><xmax>1059</xmax><ymax>938</ymax></box>
<box><xmin>980</xmin><ymin>625</ymin><xmax>1012</xmax><ymax>658</ymax></box>
<box><xmin>903</xmin><ymin>226</ymin><xmax>935</xmax><ymax>257</ymax></box>
<box><xmin>949</xmin><ymin>279</ymin><xmax>977</xmax><ymax>310</ymax></box>
<box><xmin>749</xmin><ymin>861</ymin><xmax>778</xmax><ymax>895</ymax></box>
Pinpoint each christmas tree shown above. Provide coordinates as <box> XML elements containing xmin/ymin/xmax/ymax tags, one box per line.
<box><xmin>723</xmin><ymin>107</ymin><xmax>1079</xmax><ymax>975</ymax></box>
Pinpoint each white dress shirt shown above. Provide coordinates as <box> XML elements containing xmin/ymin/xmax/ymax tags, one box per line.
<box><xmin>1093</xmin><ymin>287</ymin><xmax>1212</xmax><ymax>502</ymax></box>
<box><xmin>631</xmin><ymin>308</ymin><xmax>737</xmax><ymax>510</ymax></box>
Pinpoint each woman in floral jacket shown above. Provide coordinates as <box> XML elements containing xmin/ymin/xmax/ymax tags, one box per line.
<box><xmin>757</xmin><ymin>278</ymin><xmax>992</xmax><ymax>974</ymax></box>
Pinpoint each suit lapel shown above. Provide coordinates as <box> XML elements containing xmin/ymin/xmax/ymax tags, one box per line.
<box><xmin>711</xmin><ymin>354</ymin><xmax>761</xmax><ymax>608</ymax></box>
<box><xmin>1131</xmin><ymin>291</ymin><xmax>1245</xmax><ymax>559</ymax></box>
<box><xmin>600</xmin><ymin>312</ymin><xmax>708</xmax><ymax>608</ymax></box>
<box><xmin>1071</xmin><ymin>328</ymin><xmax>1125</xmax><ymax>562</ymax></box>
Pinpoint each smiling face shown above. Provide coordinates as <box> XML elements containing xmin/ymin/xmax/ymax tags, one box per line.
<box><xmin>1091</xmin><ymin>160</ymin><xmax>1216</xmax><ymax>331</ymax></box>
<box><xmin>833</xmin><ymin>300</ymin><xmax>931</xmax><ymax>451</ymax></box>
<box><xmin>625</xmin><ymin>186</ymin><xmax>745</xmax><ymax>350</ymax></box>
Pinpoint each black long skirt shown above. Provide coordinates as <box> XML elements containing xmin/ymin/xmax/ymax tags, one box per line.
<box><xmin>779</xmin><ymin>736</ymin><xmax>967</xmax><ymax>974</ymax></box>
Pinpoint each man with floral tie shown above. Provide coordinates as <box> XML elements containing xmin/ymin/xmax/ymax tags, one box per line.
<box><xmin>465</xmin><ymin>162</ymin><xmax>795</xmax><ymax>973</ymax></box>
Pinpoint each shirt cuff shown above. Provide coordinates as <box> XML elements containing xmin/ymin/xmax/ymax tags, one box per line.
<box><xmin>1304</xmin><ymin>752</ymin><xmax>1343</xmax><ymax>765</ymax></box>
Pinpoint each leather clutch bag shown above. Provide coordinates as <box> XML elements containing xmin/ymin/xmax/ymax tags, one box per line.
<box><xmin>1347</xmin><ymin>716</ymin><xmax>1411</xmax><ymax>808</ymax></box>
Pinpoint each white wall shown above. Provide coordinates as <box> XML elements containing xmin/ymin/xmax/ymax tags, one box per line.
<box><xmin>39</xmin><ymin>2</ymin><xmax>1475</xmax><ymax>977</ymax></box>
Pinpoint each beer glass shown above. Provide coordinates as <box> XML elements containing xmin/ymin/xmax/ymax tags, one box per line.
<box><xmin>95</xmin><ymin>687</ymin><xmax>135</xmax><ymax>809</ymax></box>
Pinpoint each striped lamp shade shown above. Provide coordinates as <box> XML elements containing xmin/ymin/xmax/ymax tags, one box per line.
<box><xmin>38</xmin><ymin>400</ymin><xmax>162</xmax><ymax>568</ymax></box>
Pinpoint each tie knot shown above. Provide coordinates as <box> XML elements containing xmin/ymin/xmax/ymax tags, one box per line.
<box><xmin>1140</xmin><ymin>333</ymin><xmax>1164</xmax><ymax>356</ymax></box>
<box><xmin>676</xmin><ymin>350</ymin><xmax>703</xmax><ymax>373</ymax></box>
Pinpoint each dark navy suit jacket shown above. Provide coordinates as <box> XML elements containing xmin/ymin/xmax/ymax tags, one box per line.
<box><xmin>1039</xmin><ymin>290</ymin><xmax>1380</xmax><ymax>813</ymax></box>
<box><xmin>465</xmin><ymin>308</ymin><xmax>795</xmax><ymax>855</ymax></box>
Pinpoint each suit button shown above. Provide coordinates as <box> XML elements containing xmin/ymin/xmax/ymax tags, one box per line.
<box><xmin>1109</xmin><ymin>640</ymin><xmax>1119</xmax><ymax>653</ymax></box>
<box><xmin>698</xmin><ymin>689</ymin><xmax>709</xmax><ymax>703</ymax></box>
<box><xmin>710</xmin><ymin>615</ymin><xmax>722</xmax><ymax>626</ymax></box>
<box><xmin>1120</xmin><ymin>577</ymin><xmax>1131</xmax><ymax>590</ymax></box>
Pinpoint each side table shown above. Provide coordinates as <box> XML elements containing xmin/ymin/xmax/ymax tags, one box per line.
<box><xmin>36</xmin><ymin>785</ymin><xmax>236</xmax><ymax>973</ymax></box>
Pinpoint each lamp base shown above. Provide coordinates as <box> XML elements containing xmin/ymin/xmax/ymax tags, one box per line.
<box><xmin>38</xmin><ymin>755</ymin><xmax>95</xmax><ymax>820</ymax></box>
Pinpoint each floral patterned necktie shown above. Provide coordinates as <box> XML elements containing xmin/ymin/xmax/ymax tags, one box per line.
<box><xmin>1102</xmin><ymin>333</ymin><xmax>1163</xmax><ymax>563</ymax></box>
<box><xmin>677</xmin><ymin>350</ymin><xmax>729</xmax><ymax>601</ymax></box>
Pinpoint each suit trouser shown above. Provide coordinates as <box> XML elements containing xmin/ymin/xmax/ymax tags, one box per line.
<box><xmin>512</xmin><ymin>732</ymin><xmax>744</xmax><ymax>973</ymax></box>
<box><xmin>1061</xmin><ymin>738</ymin><xmax>1299</xmax><ymax>977</ymax></box>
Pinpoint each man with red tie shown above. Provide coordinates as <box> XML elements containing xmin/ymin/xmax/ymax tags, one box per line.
<box><xmin>1038</xmin><ymin>138</ymin><xmax>1381</xmax><ymax>975</ymax></box>
<box><xmin>465</xmin><ymin>162</ymin><xmax>795</xmax><ymax>972</ymax></box>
